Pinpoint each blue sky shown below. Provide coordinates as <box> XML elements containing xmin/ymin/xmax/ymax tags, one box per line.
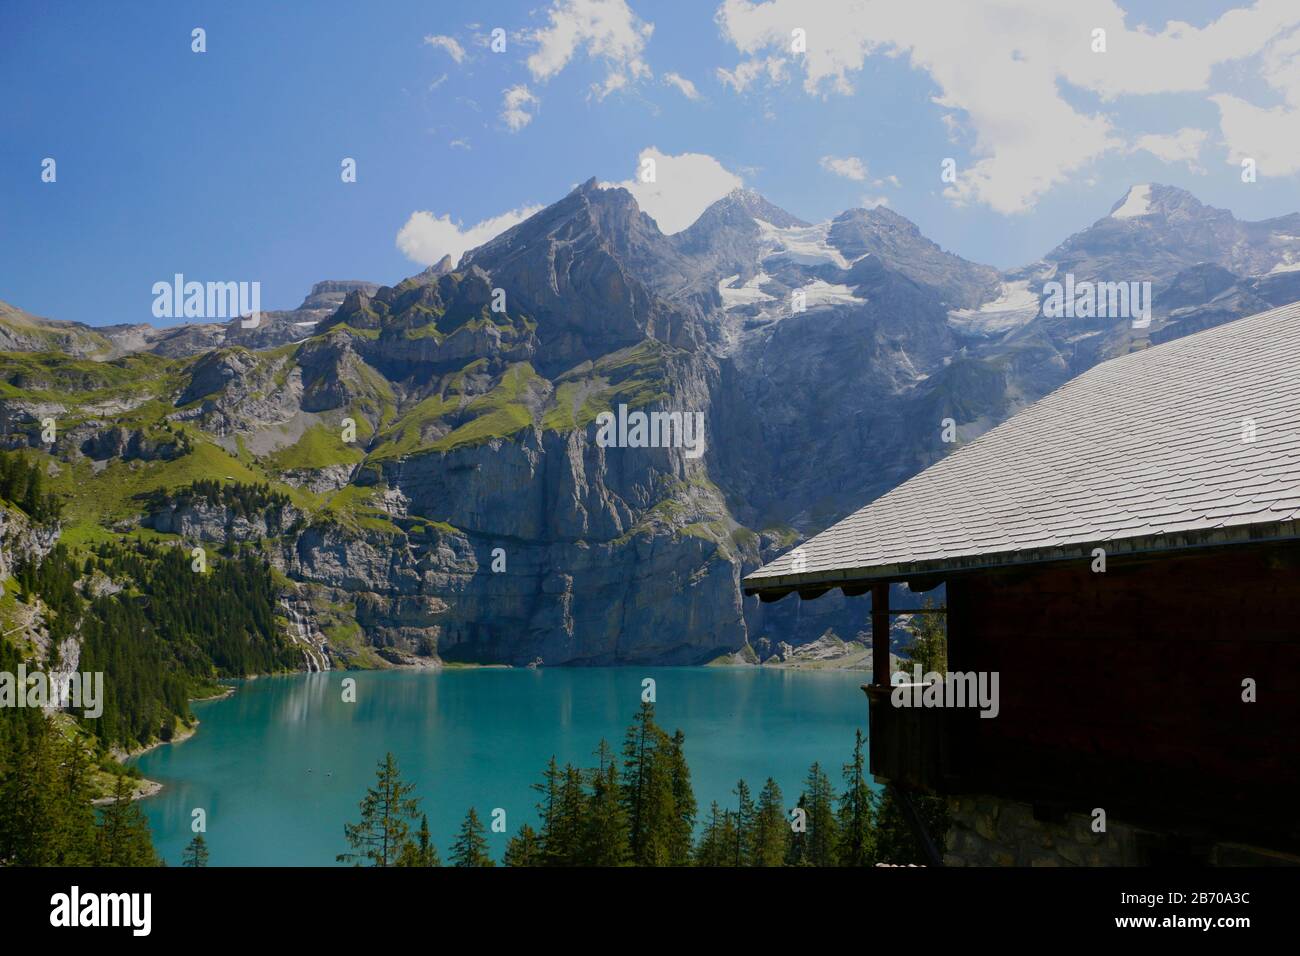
<box><xmin>3</xmin><ymin>0</ymin><xmax>1299</xmax><ymax>327</ymax></box>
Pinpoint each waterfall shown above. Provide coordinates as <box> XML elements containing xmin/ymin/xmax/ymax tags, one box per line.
<box><xmin>280</xmin><ymin>599</ymin><xmax>330</xmax><ymax>672</ymax></box>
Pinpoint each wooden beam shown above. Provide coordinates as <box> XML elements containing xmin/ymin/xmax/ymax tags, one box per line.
<box><xmin>872</xmin><ymin>582</ymin><xmax>890</xmax><ymax>688</ymax></box>
<box><xmin>904</xmin><ymin>576</ymin><xmax>946</xmax><ymax>594</ymax></box>
<box><xmin>796</xmin><ymin>586</ymin><xmax>832</xmax><ymax>601</ymax></box>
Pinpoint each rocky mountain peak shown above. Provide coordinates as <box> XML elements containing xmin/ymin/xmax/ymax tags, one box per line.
<box><xmin>421</xmin><ymin>255</ymin><xmax>456</xmax><ymax>280</ymax></box>
<box><xmin>828</xmin><ymin>205</ymin><xmax>1000</xmax><ymax>309</ymax></box>
<box><xmin>669</xmin><ymin>189</ymin><xmax>808</xmax><ymax>287</ymax></box>
<box><xmin>1044</xmin><ymin>182</ymin><xmax>1273</xmax><ymax>285</ymax></box>
<box><xmin>463</xmin><ymin>175</ymin><xmax>658</xmax><ymax>272</ymax></box>
<box><xmin>300</xmin><ymin>280</ymin><xmax>379</xmax><ymax>312</ymax></box>
<box><xmin>710</xmin><ymin>188</ymin><xmax>809</xmax><ymax>229</ymax></box>
<box><xmin>830</xmin><ymin>204</ymin><xmax>926</xmax><ymax>248</ymax></box>
<box><xmin>1106</xmin><ymin>183</ymin><xmax>1215</xmax><ymax>224</ymax></box>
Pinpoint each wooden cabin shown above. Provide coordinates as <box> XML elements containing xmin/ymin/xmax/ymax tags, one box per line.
<box><xmin>744</xmin><ymin>302</ymin><xmax>1300</xmax><ymax>866</ymax></box>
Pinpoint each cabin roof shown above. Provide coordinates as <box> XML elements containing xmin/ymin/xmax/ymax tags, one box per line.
<box><xmin>743</xmin><ymin>301</ymin><xmax>1300</xmax><ymax>598</ymax></box>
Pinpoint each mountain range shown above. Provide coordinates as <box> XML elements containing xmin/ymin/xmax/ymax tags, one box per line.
<box><xmin>1</xmin><ymin>180</ymin><xmax>1294</xmax><ymax>667</ymax></box>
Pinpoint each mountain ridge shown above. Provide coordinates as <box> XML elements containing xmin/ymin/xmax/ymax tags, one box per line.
<box><xmin>2</xmin><ymin>180</ymin><xmax>1296</xmax><ymax>669</ymax></box>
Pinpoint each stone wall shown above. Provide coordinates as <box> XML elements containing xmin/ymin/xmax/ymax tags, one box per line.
<box><xmin>942</xmin><ymin>794</ymin><xmax>1148</xmax><ymax>866</ymax></box>
<box><xmin>944</xmin><ymin>793</ymin><xmax>1300</xmax><ymax>866</ymax></box>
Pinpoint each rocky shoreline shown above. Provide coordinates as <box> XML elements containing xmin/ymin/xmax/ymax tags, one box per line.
<box><xmin>109</xmin><ymin>683</ymin><xmax>237</xmax><ymax>802</ymax></box>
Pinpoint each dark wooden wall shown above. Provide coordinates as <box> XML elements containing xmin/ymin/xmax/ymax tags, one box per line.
<box><xmin>943</xmin><ymin>540</ymin><xmax>1300</xmax><ymax>852</ymax></box>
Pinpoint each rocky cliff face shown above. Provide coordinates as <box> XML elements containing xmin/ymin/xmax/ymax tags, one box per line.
<box><xmin>0</xmin><ymin>504</ymin><xmax>63</xmax><ymax>672</ymax></box>
<box><xmin>1</xmin><ymin>181</ymin><xmax>1295</xmax><ymax>668</ymax></box>
<box><xmin>0</xmin><ymin>506</ymin><xmax>58</xmax><ymax>584</ymax></box>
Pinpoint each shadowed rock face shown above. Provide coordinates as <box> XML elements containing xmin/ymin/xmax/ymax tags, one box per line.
<box><xmin>460</xmin><ymin>180</ymin><xmax>711</xmax><ymax>375</ymax></box>
<box><xmin>4</xmin><ymin>182</ymin><xmax>1298</xmax><ymax>667</ymax></box>
<box><xmin>829</xmin><ymin>207</ymin><xmax>1001</xmax><ymax>309</ymax></box>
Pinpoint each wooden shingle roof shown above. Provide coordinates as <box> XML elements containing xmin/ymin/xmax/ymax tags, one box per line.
<box><xmin>743</xmin><ymin>301</ymin><xmax>1300</xmax><ymax>596</ymax></box>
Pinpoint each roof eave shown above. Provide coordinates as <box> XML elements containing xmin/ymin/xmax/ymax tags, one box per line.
<box><xmin>741</xmin><ymin>519</ymin><xmax>1300</xmax><ymax>600</ymax></box>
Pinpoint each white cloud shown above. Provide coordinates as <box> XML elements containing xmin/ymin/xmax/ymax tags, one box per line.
<box><xmin>450</xmin><ymin>138</ymin><xmax>471</xmax><ymax>150</ymax></box>
<box><xmin>820</xmin><ymin>155</ymin><xmax>868</xmax><ymax>181</ymax></box>
<box><xmin>663</xmin><ymin>72</ymin><xmax>701</xmax><ymax>99</ymax></box>
<box><xmin>601</xmin><ymin>147</ymin><xmax>743</xmax><ymax>234</ymax></box>
<box><xmin>861</xmin><ymin>194</ymin><xmax>890</xmax><ymax>209</ymax></box>
<box><xmin>396</xmin><ymin>205</ymin><xmax>545</xmax><ymax>266</ymax></box>
<box><xmin>423</xmin><ymin>34</ymin><xmax>467</xmax><ymax>63</ymax></box>
<box><xmin>1213</xmin><ymin>24</ymin><xmax>1300</xmax><ymax>176</ymax></box>
<box><xmin>716</xmin><ymin>55</ymin><xmax>786</xmax><ymax>92</ymax></box>
<box><xmin>593</xmin><ymin>72</ymin><xmax>628</xmax><ymax>100</ymax></box>
<box><xmin>501</xmin><ymin>85</ymin><xmax>540</xmax><ymax>132</ymax></box>
<box><xmin>821</xmin><ymin>155</ymin><xmax>901</xmax><ymax>189</ymax></box>
<box><xmin>1134</xmin><ymin>127</ymin><xmax>1208</xmax><ymax>172</ymax></box>
<box><xmin>714</xmin><ymin>0</ymin><xmax>1300</xmax><ymax>213</ymax></box>
<box><xmin>1214</xmin><ymin>94</ymin><xmax>1300</xmax><ymax>175</ymax></box>
<box><xmin>526</xmin><ymin>0</ymin><xmax>654</xmax><ymax>96</ymax></box>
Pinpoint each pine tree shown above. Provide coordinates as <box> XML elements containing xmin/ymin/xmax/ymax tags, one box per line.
<box><xmin>96</xmin><ymin>774</ymin><xmax>159</xmax><ymax>866</ymax></box>
<box><xmin>786</xmin><ymin>793</ymin><xmax>811</xmax><ymax>866</ymax></box>
<box><xmin>837</xmin><ymin>729</ymin><xmax>876</xmax><ymax>866</ymax></box>
<box><xmin>52</xmin><ymin>733</ymin><xmax>98</xmax><ymax>865</ymax></box>
<box><xmin>636</xmin><ymin>737</ymin><xmax>678</xmax><ymax>866</ymax></box>
<box><xmin>802</xmin><ymin>762</ymin><xmax>840</xmax><ymax>867</ymax></box>
<box><xmin>873</xmin><ymin>785</ymin><xmax>912</xmax><ymax>864</ymax></box>
<box><xmin>0</xmin><ymin>710</ymin><xmax>103</xmax><ymax>866</ymax></box>
<box><xmin>21</xmin><ymin>465</ymin><xmax>44</xmax><ymax>520</ymax></box>
<box><xmin>450</xmin><ymin>807</ymin><xmax>495</xmax><ymax>867</ymax></box>
<box><xmin>693</xmin><ymin>801</ymin><xmax>733</xmax><ymax>867</ymax></box>
<box><xmin>904</xmin><ymin>598</ymin><xmax>947</xmax><ymax>673</ymax></box>
<box><xmin>503</xmin><ymin>823</ymin><xmax>542</xmax><ymax>867</ymax></box>
<box><xmin>666</xmin><ymin>729</ymin><xmax>696</xmax><ymax>866</ymax></box>
<box><xmin>533</xmin><ymin>755</ymin><xmax>562</xmax><ymax>859</ymax></box>
<box><xmin>733</xmin><ymin>778</ymin><xmax>756</xmax><ymax>866</ymax></box>
<box><xmin>0</xmin><ymin>715</ymin><xmax>60</xmax><ymax>865</ymax></box>
<box><xmin>182</xmin><ymin>833</ymin><xmax>210</xmax><ymax>867</ymax></box>
<box><xmin>620</xmin><ymin>702</ymin><xmax>679</xmax><ymax>866</ymax></box>
<box><xmin>550</xmin><ymin>764</ymin><xmax>589</xmax><ymax>865</ymax></box>
<box><xmin>874</xmin><ymin>785</ymin><xmax>950</xmax><ymax>865</ymax></box>
<box><xmin>752</xmin><ymin>777</ymin><xmax>788</xmax><ymax>867</ymax></box>
<box><xmin>337</xmin><ymin>752</ymin><xmax>421</xmax><ymax>867</ymax></box>
<box><xmin>397</xmin><ymin>814</ymin><xmax>440</xmax><ymax>867</ymax></box>
<box><xmin>583</xmin><ymin>740</ymin><xmax>630</xmax><ymax>866</ymax></box>
<box><xmin>619</xmin><ymin>701</ymin><xmax>657</xmax><ymax>856</ymax></box>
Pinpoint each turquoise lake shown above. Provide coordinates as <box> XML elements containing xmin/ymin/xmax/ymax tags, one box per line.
<box><xmin>131</xmin><ymin>667</ymin><xmax>871</xmax><ymax>866</ymax></box>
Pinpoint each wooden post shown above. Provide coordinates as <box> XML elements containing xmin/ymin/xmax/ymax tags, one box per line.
<box><xmin>871</xmin><ymin>581</ymin><xmax>890</xmax><ymax>687</ymax></box>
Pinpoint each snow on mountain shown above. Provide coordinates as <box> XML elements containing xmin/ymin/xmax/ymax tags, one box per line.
<box><xmin>802</xmin><ymin>279</ymin><xmax>861</xmax><ymax>308</ymax></box>
<box><xmin>717</xmin><ymin>272</ymin><xmax>777</xmax><ymax>308</ymax></box>
<box><xmin>754</xmin><ymin>219</ymin><xmax>861</xmax><ymax>270</ymax></box>
<box><xmin>946</xmin><ymin>279</ymin><xmax>1040</xmax><ymax>336</ymax></box>
<box><xmin>1110</xmin><ymin>184</ymin><xmax>1152</xmax><ymax>219</ymax></box>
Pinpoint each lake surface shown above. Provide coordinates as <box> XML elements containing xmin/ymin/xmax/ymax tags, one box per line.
<box><xmin>132</xmin><ymin>667</ymin><xmax>870</xmax><ymax>866</ymax></box>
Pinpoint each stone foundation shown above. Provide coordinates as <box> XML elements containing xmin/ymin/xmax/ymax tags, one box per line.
<box><xmin>943</xmin><ymin>794</ymin><xmax>1148</xmax><ymax>866</ymax></box>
